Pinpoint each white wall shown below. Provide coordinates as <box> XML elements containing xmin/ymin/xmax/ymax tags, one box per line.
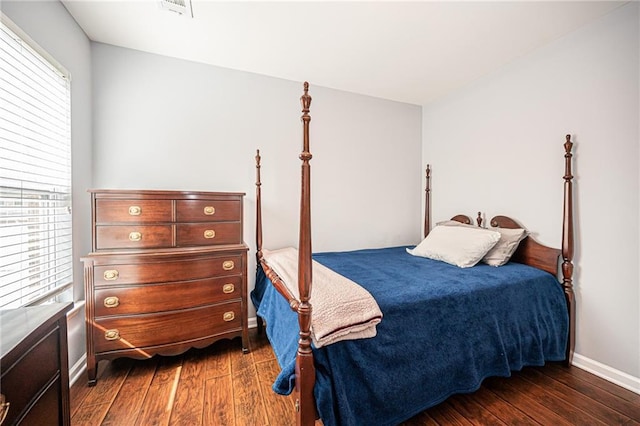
<box><xmin>91</xmin><ymin>42</ymin><xmax>423</xmax><ymax>319</ymax></box>
<box><xmin>423</xmin><ymin>2</ymin><xmax>639</xmax><ymax>386</ymax></box>
<box><xmin>1</xmin><ymin>1</ymin><xmax>93</xmax><ymax>380</ymax></box>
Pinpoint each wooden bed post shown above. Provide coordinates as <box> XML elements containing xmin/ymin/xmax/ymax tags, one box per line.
<box><xmin>562</xmin><ymin>135</ymin><xmax>575</xmax><ymax>366</ymax></box>
<box><xmin>256</xmin><ymin>149</ymin><xmax>263</xmax><ymax>263</ymax></box>
<box><xmin>424</xmin><ymin>165</ymin><xmax>431</xmax><ymax>238</ymax></box>
<box><xmin>296</xmin><ymin>82</ymin><xmax>317</xmax><ymax>425</ymax></box>
<box><xmin>255</xmin><ymin>149</ymin><xmax>264</xmax><ymax>334</ymax></box>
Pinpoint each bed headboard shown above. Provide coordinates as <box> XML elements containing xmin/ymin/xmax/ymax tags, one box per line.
<box><xmin>490</xmin><ymin>215</ymin><xmax>561</xmax><ymax>276</ymax></box>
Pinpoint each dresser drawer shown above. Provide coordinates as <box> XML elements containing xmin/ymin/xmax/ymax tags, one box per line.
<box><xmin>94</xmin><ymin>255</ymin><xmax>243</xmax><ymax>286</ymax></box>
<box><xmin>176</xmin><ymin>200</ymin><xmax>241</xmax><ymax>222</ymax></box>
<box><xmin>96</xmin><ymin>199</ymin><xmax>173</xmax><ymax>223</ymax></box>
<box><xmin>94</xmin><ymin>275</ymin><xmax>243</xmax><ymax>316</ymax></box>
<box><xmin>2</xmin><ymin>328</ymin><xmax>59</xmax><ymax>426</ymax></box>
<box><xmin>19</xmin><ymin>376</ymin><xmax>62</xmax><ymax>426</ymax></box>
<box><xmin>95</xmin><ymin>225</ymin><xmax>173</xmax><ymax>250</ymax></box>
<box><xmin>93</xmin><ymin>301</ymin><xmax>243</xmax><ymax>353</ymax></box>
<box><xmin>176</xmin><ymin>223</ymin><xmax>241</xmax><ymax>246</ymax></box>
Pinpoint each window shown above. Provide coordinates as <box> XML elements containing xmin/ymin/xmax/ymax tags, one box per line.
<box><xmin>0</xmin><ymin>18</ymin><xmax>72</xmax><ymax>308</ymax></box>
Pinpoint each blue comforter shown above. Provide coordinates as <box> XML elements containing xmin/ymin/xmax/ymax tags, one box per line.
<box><xmin>251</xmin><ymin>246</ymin><xmax>568</xmax><ymax>426</ymax></box>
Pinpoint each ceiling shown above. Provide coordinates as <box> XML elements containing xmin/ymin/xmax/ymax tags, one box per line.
<box><xmin>61</xmin><ymin>1</ymin><xmax>625</xmax><ymax>105</ymax></box>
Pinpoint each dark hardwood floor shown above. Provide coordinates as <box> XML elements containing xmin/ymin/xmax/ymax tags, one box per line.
<box><xmin>70</xmin><ymin>328</ymin><xmax>640</xmax><ymax>425</ymax></box>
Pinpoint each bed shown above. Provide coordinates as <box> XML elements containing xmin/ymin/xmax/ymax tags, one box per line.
<box><xmin>251</xmin><ymin>82</ymin><xmax>576</xmax><ymax>426</ymax></box>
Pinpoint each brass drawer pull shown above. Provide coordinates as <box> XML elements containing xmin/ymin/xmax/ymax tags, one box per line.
<box><xmin>222</xmin><ymin>260</ymin><xmax>234</xmax><ymax>271</ymax></box>
<box><xmin>128</xmin><ymin>205</ymin><xmax>141</xmax><ymax>216</ymax></box>
<box><xmin>203</xmin><ymin>229</ymin><xmax>216</xmax><ymax>239</ymax></box>
<box><xmin>104</xmin><ymin>329</ymin><xmax>120</xmax><ymax>341</ymax></box>
<box><xmin>129</xmin><ymin>231</ymin><xmax>142</xmax><ymax>242</ymax></box>
<box><xmin>222</xmin><ymin>283</ymin><xmax>235</xmax><ymax>294</ymax></box>
<box><xmin>223</xmin><ymin>312</ymin><xmax>235</xmax><ymax>322</ymax></box>
<box><xmin>203</xmin><ymin>206</ymin><xmax>215</xmax><ymax>215</ymax></box>
<box><xmin>104</xmin><ymin>296</ymin><xmax>120</xmax><ymax>308</ymax></box>
<box><xmin>0</xmin><ymin>393</ymin><xmax>9</xmax><ymax>426</ymax></box>
<box><xmin>104</xmin><ymin>270</ymin><xmax>119</xmax><ymax>281</ymax></box>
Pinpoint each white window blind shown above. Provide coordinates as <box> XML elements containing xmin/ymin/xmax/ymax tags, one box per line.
<box><xmin>0</xmin><ymin>20</ymin><xmax>72</xmax><ymax>308</ymax></box>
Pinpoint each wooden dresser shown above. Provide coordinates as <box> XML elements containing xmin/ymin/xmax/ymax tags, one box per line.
<box><xmin>82</xmin><ymin>190</ymin><xmax>249</xmax><ymax>386</ymax></box>
<box><xmin>0</xmin><ymin>303</ymin><xmax>72</xmax><ymax>426</ymax></box>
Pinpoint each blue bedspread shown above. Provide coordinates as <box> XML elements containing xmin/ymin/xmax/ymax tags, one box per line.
<box><xmin>252</xmin><ymin>246</ymin><xmax>568</xmax><ymax>426</ymax></box>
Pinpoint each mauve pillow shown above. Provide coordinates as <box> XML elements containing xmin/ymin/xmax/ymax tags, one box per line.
<box><xmin>482</xmin><ymin>227</ymin><xmax>528</xmax><ymax>266</ymax></box>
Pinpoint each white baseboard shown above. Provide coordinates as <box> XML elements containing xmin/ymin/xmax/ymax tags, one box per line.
<box><xmin>572</xmin><ymin>353</ymin><xmax>640</xmax><ymax>395</ymax></box>
<box><xmin>69</xmin><ymin>353</ymin><xmax>87</xmax><ymax>387</ymax></box>
<box><xmin>248</xmin><ymin>316</ymin><xmax>259</xmax><ymax>329</ymax></box>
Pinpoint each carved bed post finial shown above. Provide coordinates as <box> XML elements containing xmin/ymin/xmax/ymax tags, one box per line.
<box><xmin>297</xmin><ymin>81</ymin><xmax>317</xmax><ymax>425</ymax></box>
<box><xmin>562</xmin><ymin>134</ymin><xmax>575</xmax><ymax>366</ymax></box>
<box><xmin>300</xmin><ymin>81</ymin><xmax>313</xmax><ymax>182</ymax></box>
<box><xmin>424</xmin><ymin>165</ymin><xmax>431</xmax><ymax>238</ymax></box>
<box><xmin>476</xmin><ymin>212</ymin><xmax>483</xmax><ymax>228</ymax></box>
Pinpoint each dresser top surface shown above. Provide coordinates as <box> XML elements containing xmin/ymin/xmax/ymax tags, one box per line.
<box><xmin>0</xmin><ymin>302</ymin><xmax>72</xmax><ymax>359</ymax></box>
<box><xmin>88</xmin><ymin>189</ymin><xmax>246</xmax><ymax>198</ymax></box>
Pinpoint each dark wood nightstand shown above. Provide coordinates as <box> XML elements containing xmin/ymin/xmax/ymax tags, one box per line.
<box><xmin>0</xmin><ymin>302</ymin><xmax>72</xmax><ymax>426</ymax></box>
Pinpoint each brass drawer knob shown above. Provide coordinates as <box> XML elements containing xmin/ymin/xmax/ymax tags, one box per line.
<box><xmin>128</xmin><ymin>205</ymin><xmax>141</xmax><ymax>216</ymax></box>
<box><xmin>104</xmin><ymin>329</ymin><xmax>120</xmax><ymax>341</ymax></box>
<box><xmin>104</xmin><ymin>270</ymin><xmax>119</xmax><ymax>281</ymax></box>
<box><xmin>0</xmin><ymin>393</ymin><xmax>9</xmax><ymax>426</ymax></box>
<box><xmin>203</xmin><ymin>206</ymin><xmax>215</xmax><ymax>215</ymax></box>
<box><xmin>222</xmin><ymin>260</ymin><xmax>234</xmax><ymax>271</ymax></box>
<box><xmin>223</xmin><ymin>312</ymin><xmax>235</xmax><ymax>322</ymax></box>
<box><xmin>129</xmin><ymin>231</ymin><xmax>142</xmax><ymax>242</ymax></box>
<box><xmin>104</xmin><ymin>296</ymin><xmax>120</xmax><ymax>308</ymax></box>
<box><xmin>222</xmin><ymin>283</ymin><xmax>235</xmax><ymax>294</ymax></box>
<box><xmin>203</xmin><ymin>229</ymin><xmax>216</xmax><ymax>239</ymax></box>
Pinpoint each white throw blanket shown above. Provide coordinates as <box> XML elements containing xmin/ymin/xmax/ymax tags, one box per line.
<box><xmin>262</xmin><ymin>247</ymin><xmax>383</xmax><ymax>348</ymax></box>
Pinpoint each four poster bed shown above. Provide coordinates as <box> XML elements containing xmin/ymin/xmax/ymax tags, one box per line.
<box><xmin>251</xmin><ymin>82</ymin><xmax>575</xmax><ymax>426</ymax></box>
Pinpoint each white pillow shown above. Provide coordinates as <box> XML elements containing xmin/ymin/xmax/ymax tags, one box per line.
<box><xmin>407</xmin><ymin>225</ymin><xmax>501</xmax><ymax>268</ymax></box>
<box><xmin>482</xmin><ymin>227</ymin><xmax>528</xmax><ymax>267</ymax></box>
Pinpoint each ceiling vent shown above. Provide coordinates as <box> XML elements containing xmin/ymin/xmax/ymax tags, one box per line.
<box><xmin>159</xmin><ymin>0</ymin><xmax>193</xmax><ymax>18</ymax></box>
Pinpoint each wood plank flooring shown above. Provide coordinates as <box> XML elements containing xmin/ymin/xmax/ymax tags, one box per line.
<box><xmin>70</xmin><ymin>328</ymin><xmax>640</xmax><ymax>425</ymax></box>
